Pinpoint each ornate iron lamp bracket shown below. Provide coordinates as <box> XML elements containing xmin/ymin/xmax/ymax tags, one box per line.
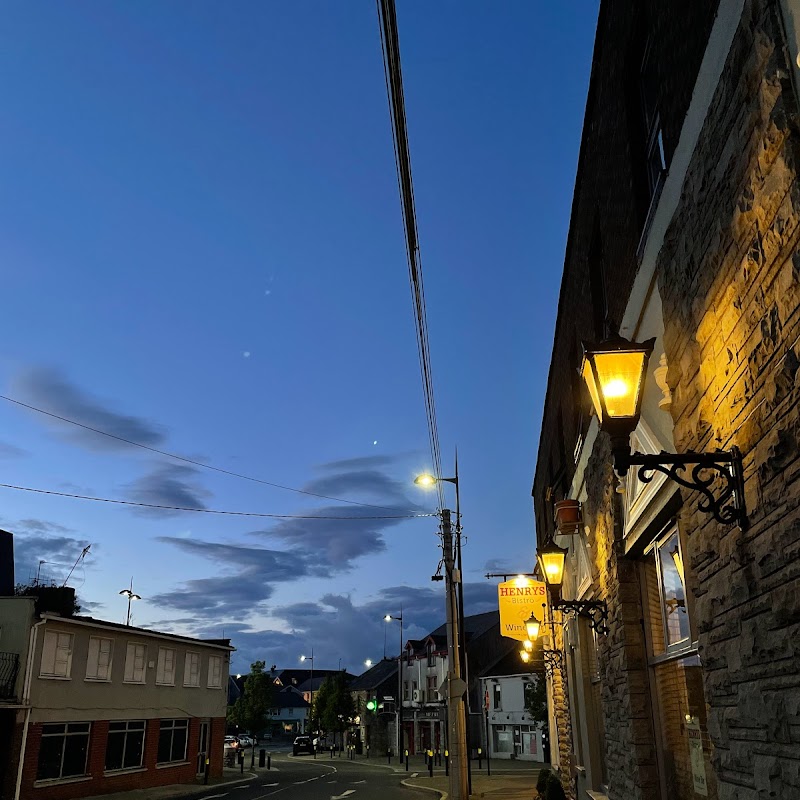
<box><xmin>619</xmin><ymin>446</ymin><xmax>747</xmax><ymax>530</ymax></box>
<box><xmin>552</xmin><ymin>600</ymin><xmax>609</xmax><ymax>635</ymax></box>
<box><xmin>542</xmin><ymin>649</ymin><xmax>564</xmax><ymax>680</ymax></box>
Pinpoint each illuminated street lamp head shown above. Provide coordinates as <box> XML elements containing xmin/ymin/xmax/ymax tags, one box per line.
<box><xmin>365</xmin><ymin>659</ymin><xmax>373</xmax><ymax>667</ymax></box>
<box><xmin>384</xmin><ymin>614</ymin><xmax>392</xmax><ymax>622</ymax></box>
<box><xmin>414</xmin><ymin>473</ymin><xmax>437</xmax><ymax>488</ymax></box>
<box><xmin>300</xmin><ymin>655</ymin><xmax>312</xmax><ymax>663</ymax></box>
<box><xmin>523</xmin><ymin>639</ymin><xmax>534</xmax><ymax>652</ymax></box>
<box><xmin>525</xmin><ymin>612</ymin><xmax>541</xmax><ymax>640</ymax></box>
<box><xmin>581</xmin><ymin>335</ymin><xmax>655</xmax><ymax>469</ymax></box>
<box><xmin>519</xmin><ymin>649</ymin><xmax>531</xmax><ymax>663</ymax></box>
<box><xmin>537</xmin><ymin>540</ymin><xmax>569</xmax><ymax>588</ymax></box>
<box><xmin>119</xmin><ymin>589</ymin><xmax>141</xmax><ymax>601</ymax></box>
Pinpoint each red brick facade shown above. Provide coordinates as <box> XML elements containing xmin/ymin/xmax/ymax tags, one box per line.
<box><xmin>14</xmin><ymin>716</ymin><xmax>224</xmax><ymax>800</ymax></box>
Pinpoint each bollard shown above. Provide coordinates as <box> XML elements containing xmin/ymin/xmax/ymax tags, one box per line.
<box><xmin>268</xmin><ymin>753</ymin><xmax>271</xmax><ymax>770</ymax></box>
<box><xmin>435</xmin><ymin>749</ymin><xmax>441</xmax><ymax>767</ymax></box>
<box><xmin>428</xmin><ymin>750</ymin><xmax>434</xmax><ymax>778</ymax></box>
<box><xmin>366</xmin><ymin>744</ymin><xmax>370</xmax><ymax>759</ymax></box>
<box><xmin>204</xmin><ymin>757</ymin><xmax>210</xmax><ymax>785</ymax></box>
<box><xmin>330</xmin><ymin>746</ymin><xmax>334</xmax><ymax>760</ymax></box>
<box><xmin>259</xmin><ymin>749</ymin><xmax>266</xmax><ymax>768</ymax></box>
<box><xmin>478</xmin><ymin>746</ymin><xmax>482</xmax><ymax>770</ymax></box>
<box><xmin>444</xmin><ymin>750</ymin><xmax>449</xmax><ymax>777</ymax></box>
<box><xmin>387</xmin><ymin>749</ymin><xmax>392</xmax><ymax>765</ymax></box>
<box><xmin>238</xmin><ymin>750</ymin><xmax>244</xmax><ymax>774</ymax></box>
<box><xmin>405</xmin><ymin>749</ymin><xmax>409</xmax><ymax>771</ymax></box>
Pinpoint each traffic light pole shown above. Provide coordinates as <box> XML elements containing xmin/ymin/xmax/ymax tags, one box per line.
<box><xmin>442</xmin><ymin>509</ymin><xmax>468</xmax><ymax>800</ymax></box>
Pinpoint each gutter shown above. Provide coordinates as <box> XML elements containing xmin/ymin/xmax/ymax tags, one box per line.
<box><xmin>14</xmin><ymin>617</ymin><xmax>46</xmax><ymax>800</ymax></box>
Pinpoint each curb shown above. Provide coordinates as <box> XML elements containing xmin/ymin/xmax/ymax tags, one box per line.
<box><xmin>402</xmin><ymin>777</ymin><xmax>448</xmax><ymax>800</ymax></box>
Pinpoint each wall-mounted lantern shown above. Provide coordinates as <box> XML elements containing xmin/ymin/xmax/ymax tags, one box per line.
<box><xmin>581</xmin><ymin>334</ymin><xmax>747</xmax><ymax>529</ymax></box>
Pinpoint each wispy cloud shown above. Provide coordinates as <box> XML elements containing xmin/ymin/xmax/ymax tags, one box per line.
<box><xmin>126</xmin><ymin>463</ymin><xmax>211</xmax><ymax>515</ymax></box>
<box><xmin>12</xmin><ymin>366</ymin><xmax>167</xmax><ymax>451</ymax></box>
<box><xmin>0</xmin><ymin>441</ymin><xmax>28</xmax><ymax>459</ymax></box>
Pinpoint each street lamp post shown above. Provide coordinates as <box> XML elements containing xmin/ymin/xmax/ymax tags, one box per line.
<box><xmin>384</xmin><ymin>607</ymin><xmax>403</xmax><ymax>755</ymax></box>
<box><xmin>118</xmin><ymin>579</ymin><xmax>141</xmax><ymax>626</ymax></box>
<box><xmin>300</xmin><ymin>651</ymin><xmax>314</xmax><ymax>735</ymax></box>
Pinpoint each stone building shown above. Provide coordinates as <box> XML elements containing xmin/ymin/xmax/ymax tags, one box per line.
<box><xmin>532</xmin><ymin>1</ymin><xmax>800</xmax><ymax>799</ymax></box>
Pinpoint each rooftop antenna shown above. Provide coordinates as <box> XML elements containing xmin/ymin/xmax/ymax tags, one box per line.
<box><xmin>35</xmin><ymin>560</ymin><xmax>46</xmax><ymax>586</ymax></box>
<box><xmin>62</xmin><ymin>545</ymin><xmax>90</xmax><ymax>587</ymax></box>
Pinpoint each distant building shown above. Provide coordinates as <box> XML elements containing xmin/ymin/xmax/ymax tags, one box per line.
<box><xmin>0</xmin><ymin>589</ymin><xmax>232</xmax><ymax>800</ymax></box>
<box><xmin>266</xmin><ymin>687</ymin><xmax>310</xmax><ymax>736</ymax></box>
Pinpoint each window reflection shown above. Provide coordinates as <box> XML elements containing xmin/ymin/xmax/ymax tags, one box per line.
<box><xmin>658</xmin><ymin>532</ymin><xmax>690</xmax><ymax>647</ymax></box>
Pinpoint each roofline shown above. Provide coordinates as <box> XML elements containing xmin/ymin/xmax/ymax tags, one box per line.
<box><xmin>40</xmin><ymin>614</ymin><xmax>235</xmax><ymax>651</ymax></box>
<box><xmin>532</xmin><ymin>0</ymin><xmax>606</xmax><ymax>505</ymax></box>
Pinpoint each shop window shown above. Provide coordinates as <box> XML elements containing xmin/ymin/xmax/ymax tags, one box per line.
<box><xmin>105</xmin><ymin>720</ymin><xmax>145</xmax><ymax>772</ymax></box>
<box><xmin>643</xmin><ymin>525</ymin><xmax>717</xmax><ymax>799</ymax></box>
<box><xmin>37</xmin><ymin>722</ymin><xmax>90</xmax><ymax>781</ymax></box>
<box><xmin>157</xmin><ymin>719</ymin><xmax>189</xmax><ymax>764</ymax></box>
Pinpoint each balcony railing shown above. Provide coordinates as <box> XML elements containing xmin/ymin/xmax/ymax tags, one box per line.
<box><xmin>0</xmin><ymin>652</ymin><xmax>20</xmax><ymax>700</ymax></box>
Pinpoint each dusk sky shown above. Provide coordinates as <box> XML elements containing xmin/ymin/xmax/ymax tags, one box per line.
<box><xmin>0</xmin><ymin>2</ymin><xmax>598</xmax><ymax>672</ymax></box>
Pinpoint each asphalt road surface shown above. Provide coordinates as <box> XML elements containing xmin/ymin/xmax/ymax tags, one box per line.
<box><xmin>176</xmin><ymin>754</ymin><xmax>432</xmax><ymax>800</ymax></box>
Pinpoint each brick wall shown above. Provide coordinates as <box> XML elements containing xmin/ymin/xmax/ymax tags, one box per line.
<box><xmin>656</xmin><ymin>0</ymin><xmax>800</xmax><ymax>796</ymax></box>
<box><xmin>19</xmin><ymin>716</ymin><xmax>224</xmax><ymax>800</ymax></box>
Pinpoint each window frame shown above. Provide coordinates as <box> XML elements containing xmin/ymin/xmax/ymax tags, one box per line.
<box><xmin>85</xmin><ymin>636</ymin><xmax>114</xmax><ymax>682</ymax></box>
<box><xmin>40</xmin><ymin>631</ymin><xmax>74</xmax><ymax>680</ymax></box>
<box><xmin>183</xmin><ymin>651</ymin><xmax>201</xmax><ymax>687</ymax></box>
<box><xmin>124</xmin><ymin>642</ymin><xmax>147</xmax><ymax>684</ymax></box>
<box><xmin>104</xmin><ymin>720</ymin><xmax>146</xmax><ymax>773</ymax></box>
<box><xmin>492</xmin><ymin>682</ymin><xmax>502</xmax><ymax>711</ymax></box>
<box><xmin>157</xmin><ymin>718</ymin><xmax>189</xmax><ymax>765</ymax></box>
<box><xmin>36</xmin><ymin>722</ymin><xmax>90</xmax><ymax>782</ymax></box>
<box><xmin>207</xmin><ymin>654</ymin><xmax>223</xmax><ymax>689</ymax></box>
<box><xmin>156</xmin><ymin>647</ymin><xmax>176</xmax><ymax>686</ymax></box>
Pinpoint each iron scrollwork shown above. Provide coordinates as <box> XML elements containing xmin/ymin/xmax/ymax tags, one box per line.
<box><xmin>552</xmin><ymin>600</ymin><xmax>609</xmax><ymax>635</ymax></box>
<box><xmin>542</xmin><ymin>649</ymin><xmax>564</xmax><ymax>679</ymax></box>
<box><xmin>623</xmin><ymin>446</ymin><xmax>747</xmax><ymax>530</ymax></box>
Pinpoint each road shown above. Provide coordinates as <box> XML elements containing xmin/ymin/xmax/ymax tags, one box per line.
<box><xmin>178</xmin><ymin>754</ymin><xmax>432</xmax><ymax>800</ymax></box>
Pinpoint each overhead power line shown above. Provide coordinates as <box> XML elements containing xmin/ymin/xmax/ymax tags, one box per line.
<box><xmin>0</xmin><ymin>394</ymin><xmax>407</xmax><ymax>512</ymax></box>
<box><xmin>0</xmin><ymin>482</ymin><xmax>435</xmax><ymax>520</ymax></box>
<box><xmin>376</xmin><ymin>0</ymin><xmax>445</xmax><ymax>510</ymax></box>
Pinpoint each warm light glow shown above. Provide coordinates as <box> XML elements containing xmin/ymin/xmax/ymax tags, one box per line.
<box><xmin>414</xmin><ymin>473</ymin><xmax>437</xmax><ymax>488</ymax></box>
<box><xmin>514</xmin><ymin>575</ymin><xmax>530</xmax><ymax>588</ymax></box>
<box><xmin>365</xmin><ymin>659</ymin><xmax>373</xmax><ymax>667</ymax></box>
<box><xmin>601</xmin><ymin>378</ymin><xmax>629</xmax><ymax>399</ymax></box>
<box><xmin>520</xmin><ymin>650</ymin><xmax>531</xmax><ymax>663</ymax></box>
<box><xmin>525</xmin><ymin>613</ymin><xmax>541</xmax><ymax>640</ymax></box>
<box><xmin>523</xmin><ymin>639</ymin><xmax>533</xmax><ymax>652</ymax></box>
<box><xmin>537</xmin><ymin>542</ymin><xmax>568</xmax><ymax>587</ymax></box>
<box><xmin>671</xmin><ymin>547</ymin><xmax>685</xmax><ymax>585</ymax></box>
<box><xmin>236</xmin><ymin>673</ymin><xmax>242</xmax><ymax>679</ymax></box>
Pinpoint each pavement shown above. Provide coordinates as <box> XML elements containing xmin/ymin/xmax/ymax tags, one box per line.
<box><xmin>87</xmin><ymin>750</ymin><xmax>544</xmax><ymax>800</ymax></box>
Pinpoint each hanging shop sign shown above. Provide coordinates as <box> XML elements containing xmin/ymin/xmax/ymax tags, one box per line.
<box><xmin>686</xmin><ymin>716</ymin><xmax>708</xmax><ymax>797</ymax></box>
<box><xmin>497</xmin><ymin>577</ymin><xmax>547</xmax><ymax>641</ymax></box>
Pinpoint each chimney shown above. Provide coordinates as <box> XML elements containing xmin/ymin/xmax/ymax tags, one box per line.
<box><xmin>0</xmin><ymin>530</ymin><xmax>14</xmax><ymax>595</ymax></box>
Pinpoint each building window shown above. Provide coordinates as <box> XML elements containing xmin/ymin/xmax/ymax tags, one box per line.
<box><xmin>157</xmin><ymin>719</ymin><xmax>189</xmax><ymax>764</ymax></box>
<box><xmin>427</xmin><ymin>675</ymin><xmax>438</xmax><ymax>697</ymax></box>
<box><xmin>403</xmin><ymin>681</ymin><xmax>409</xmax><ymax>701</ymax></box>
<box><xmin>105</xmin><ymin>720</ymin><xmax>146</xmax><ymax>772</ymax></box>
<box><xmin>156</xmin><ymin>647</ymin><xmax>176</xmax><ymax>685</ymax></box>
<box><xmin>644</xmin><ymin>528</ymin><xmax>691</xmax><ymax>653</ymax></box>
<box><xmin>37</xmin><ymin>722</ymin><xmax>90</xmax><ymax>781</ymax></box>
<box><xmin>124</xmin><ymin>642</ymin><xmax>147</xmax><ymax>684</ymax></box>
<box><xmin>184</xmin><ymin>652</ymin><xmax>201</xmax><ymax>687</ymax></box>
<box><xmin>40</xmin><ymin>631</ymin><xmax>74</xmax><ymax>679</ymax></box>
<box><xmin>426</xmin><ymin>642</ymin><xmax>434</xmax><ymax>666</ymax></box>
<box><xmin>86</xmin><ymin>637</ymin><xmax>113</xmax><ymax>682</ymax></box>
<box><xmin>492</xmin><ymin>683</ymin><xmax>502</xmax><ymax>711</ymax></box>
<box><xmin>207</xmin><ymin>655</ymin><xmax>223</xmax><ymax>688</ymax></box>
<box><xmin>640</xmin><ymin>38</ymin><xmax>667</xmax><ymax>200</ymax></box>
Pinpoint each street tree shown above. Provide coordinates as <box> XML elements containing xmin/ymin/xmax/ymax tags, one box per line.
<box><xmin>312</xmin><ymin>673</ymin><xmax>355</xmax><ymax>749</ymax></box>
<box><xmin>524</xmin><ymin>674</ymin><xmax>548</xmax><ymax>726</ymax></box>
<box><xmin>228</xmin><ymin>660</ymin><xmax>273</xmax><ymax>742</ymax></box>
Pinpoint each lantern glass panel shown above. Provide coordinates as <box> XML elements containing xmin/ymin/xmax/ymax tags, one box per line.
<box><xmin>591</xmin><ymin>349</ymin><xmax>648</xmax><ymax>419</ymax></box>
<box><xmin>538</xmin><ymin>549</ymin><xmax>566</xmax><ymax>587</ymax></box>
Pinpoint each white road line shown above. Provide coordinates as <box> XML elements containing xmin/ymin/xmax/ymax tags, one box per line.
<box><xmin>411</xmin><ymin>772</ymin><xmax>418</xmax><ymax>778</ymax></box>
<box><xmin>330</xmin><ymin>792</ymin><xmax>356</xmax><ymax>800</ymax></box>
<box><xmin>198</xmin><ymin>795</ymin><xmax>228</xmax><ymax>800</ymax></box>
<box><xmin>351</xmin><ymin>780</ymin><xmax>366</xmax><ymax>784</ymax></box>
<box><xmin>261</xmin><ymin>783</ymin><xmax>278</xmax><ymax>787</ymax></box>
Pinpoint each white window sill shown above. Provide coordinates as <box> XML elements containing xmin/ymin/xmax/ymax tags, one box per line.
<box><xmin>104</xmin><ymin>766</ymin><xmax>146</xmax><ymax>777</ymax></box>
<box><xmin>122</xmin><ymin>680</ymin><xmax>147</xmax><ymax>685</ymax></box>
<box><xmin>156</xmin><ymin>761</ymin><xmax>190</xmax><ymax>769</ymax></box>
<box><xmin>38</xmin><ymin>674</ymin><xmax>71</xmax><ymax>681</ymax></box>
<box><xmin>85</xmin><ymin>677</ymin><xmax>111</xmax><ymax>683</ymax></box>
<box><xmin>34</xmin><ymin>775</ymin><xmax>92</xmax><ymax>788</ymax></box>
<box><xmin>155</xmin><ymin>681</ymin><xmax>175</xmax><ymax>686</ymax></box>
<box><xmin>182</xmin><ymin>684</ymin><xmax>200</xmax><ymax>688</ymax></box>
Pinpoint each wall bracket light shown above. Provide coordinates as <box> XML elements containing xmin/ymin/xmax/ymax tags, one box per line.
<box><xmin>550</xmin><ymin>599</ymin><xmax>609</xmax><ymax>636</ymax></box>
<box><xmin>581</xmin><ymin>334</ymin><xmax>748</xmax><ymax>530</ymax></box>
<box><xmin>542</xmin><ymin>649</ymin><xmax>564</xmax><ymax>680</ymax></box>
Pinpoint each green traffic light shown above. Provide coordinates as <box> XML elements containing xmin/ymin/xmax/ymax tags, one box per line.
<box><xmin>366</xmin><ymin>699</ymin><xmax>377</xmax><ymax>711</ymax></box>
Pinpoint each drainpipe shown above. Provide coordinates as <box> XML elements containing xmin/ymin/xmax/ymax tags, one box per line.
<box><xmin>14</xmin><ymin>618</ymin><xmax>46</xmax><ymax>800</ymax></box>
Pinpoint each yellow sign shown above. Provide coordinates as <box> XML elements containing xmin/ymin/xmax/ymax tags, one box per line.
<box><xmin>497</xmin><ymin>577</ymin><xmax>546</xmax><ymax>641</ymax></box>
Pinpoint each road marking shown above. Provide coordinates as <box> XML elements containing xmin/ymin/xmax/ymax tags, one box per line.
<box><xmin>351</xmin><ymin>780</ymin><xmax>366</xmax><ymax>784</ymax></box>
<box><xmin>198</xmin><ymin>795</ymin><xmax>228</xmax><ymax>800</ymax></box>
<box><xmin>330</xmin><ymin>792</ymin><xmax>356</xmax><ymax>800</ymax></box>
<box><xmin>261</xmin><ymin>783</ymin><xmax>278</xmax><ymax>788</ymax></box>
<box><xmin>411</xmin><ymin>772</ymin><xmax>418</xmax><ymax>778</ymax></box>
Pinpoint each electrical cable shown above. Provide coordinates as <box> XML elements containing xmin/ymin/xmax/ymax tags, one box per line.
<box><xmin>0</xmin><ymin>482</ymin><xmax>436</xmax><ymax>520</ymax></box>
<box><xmin>0</xmin><ymin>394</ymin><xmax>410</xmax><ymax>512</ymax></box>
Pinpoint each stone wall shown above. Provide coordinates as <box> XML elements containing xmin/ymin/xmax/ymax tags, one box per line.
<box><xmin>657</xmin><ymin>0</ymin><xmax>800</xmax><ymax>797</ymax></box>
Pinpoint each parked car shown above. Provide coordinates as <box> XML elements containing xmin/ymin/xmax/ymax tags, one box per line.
<box><xmin>236</xmin><ymin>735</ymin><xmax>255</xmax><ymax>748</ymax></box>
<box><xmin>224</xmin><ymin>736</ymin><xmax>240</xmax><ymax>750</ymax></box>
<box><xmin>293</xmin><ymin>735</ymin><xmax>315</xmax><ymax>756</ymax></box>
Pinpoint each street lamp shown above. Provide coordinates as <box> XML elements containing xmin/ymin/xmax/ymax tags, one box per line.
<box><xmin>365</xmin><ymin>659</ymin><xmax>373</xmax><ymax>668</ymax></box>
<box><xmin>300</xmin><ymin>651</ymin><xmax>314</xmax><ymax>734</ymax></box>
<box><xmin>581</xmin><ymin>334</ymin><xmax>747</xmax><ymax>528</ymax></box>
<box><xmin>384</xmin><ymin>608</ymin><xmax>403</xmax><ymax>755</ymax></box>
<box><xmin>119</xmin><ymin>580</ymin><xmax>141</xmax><ymax>626</ymax></box>
<box><xmin>525</xmin><ymin>613</ymin><xmax>541</xmax><ymax>641</ymax></box>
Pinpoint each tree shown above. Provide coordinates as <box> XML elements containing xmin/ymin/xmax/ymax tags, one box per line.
<box><xmin>228</xmin><ymin>661</ymin><xmax>273</xmax><ymax>739</ymax></box>
<box><xmin>312</xmin><ymin>673</ymin><xmax>355</xmax><ymax>748</ymax></box>
<box><xmin>524</xmin><ymin>675</ymin><xmax>548</xmax><ymax>726</ymax></box>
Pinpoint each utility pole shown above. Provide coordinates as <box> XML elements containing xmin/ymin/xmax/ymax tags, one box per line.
<box><xmin>442</xmin><ymin>509</ymin><xmax>468</xmax><ymax>800</ymax></box>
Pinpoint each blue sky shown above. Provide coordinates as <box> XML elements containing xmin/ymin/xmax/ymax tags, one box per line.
<box><xmin>0</xmin><ymin>1</ymin><xmax>598</xmax><ymax>671</ymax></box>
